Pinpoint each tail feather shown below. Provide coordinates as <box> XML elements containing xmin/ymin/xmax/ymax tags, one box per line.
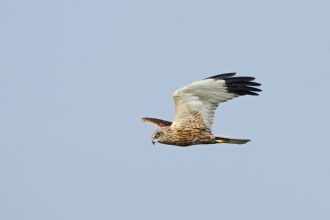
<box><xmin>215</xmin><ymin>136</ymin><xmax>250</xmax><ymax>145</ymax></box>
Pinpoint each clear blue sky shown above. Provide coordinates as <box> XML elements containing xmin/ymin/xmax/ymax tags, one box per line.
<box><xmin>1</xmin><ymin>1</ymin><xmax>330</xmax><ymax>219</ymax></box>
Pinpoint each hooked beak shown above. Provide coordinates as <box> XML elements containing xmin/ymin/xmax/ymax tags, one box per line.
<box><xmin>152</xmin><ymin>140</ymin><xmax>155</xmax><ymax>145</ymax></box>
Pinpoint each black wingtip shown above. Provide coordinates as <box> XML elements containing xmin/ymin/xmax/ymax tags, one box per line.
<box><xmin>225</xmin><ymin>77</ymin><xmax>262</xmax><ymax>96</ymax></box>
<box><xmin>205</xmin><ymin>72</ymin><xmax>262</xmax><ymax>97</ymax></box>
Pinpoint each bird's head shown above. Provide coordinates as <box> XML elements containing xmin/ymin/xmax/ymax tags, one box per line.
<box><xmin>151</xmin><ymin>128</ymin><xmax>167</xmax><ymax>145</ymax></box>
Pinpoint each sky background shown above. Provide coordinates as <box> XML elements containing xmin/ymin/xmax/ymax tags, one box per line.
<box><xmin>1</xmin><ymin>0</ymin><xmax>330</xmax><ymax>219</ymax></box>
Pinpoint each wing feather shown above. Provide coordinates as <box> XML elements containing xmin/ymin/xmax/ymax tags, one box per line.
<box><xmin>141</xmin><ymin>117</ymin><xmax>172</xmax><ymax>127</ymax></box>
<box><xmin>171</xmin><ymin>73</ymin><xmax>261</xmax><ymax>131</ymax></box>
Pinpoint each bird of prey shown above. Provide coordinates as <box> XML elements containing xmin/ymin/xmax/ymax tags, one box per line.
<box><xmin>141</xmin><ymin>73</ymin><xmax>261</xmax><ymax>147</ymax></box>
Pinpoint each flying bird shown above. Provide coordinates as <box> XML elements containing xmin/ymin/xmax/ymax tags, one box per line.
<box><xmin>141</xmin><ymin>73</ymin><xmax>261</xmax><ymax>147</ymax></box>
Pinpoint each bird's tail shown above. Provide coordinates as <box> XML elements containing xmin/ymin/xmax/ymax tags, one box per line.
<box><xmin>214</xmin><ymin>136</ymin><xmax>250</xmax><ymax>145</ymax></box>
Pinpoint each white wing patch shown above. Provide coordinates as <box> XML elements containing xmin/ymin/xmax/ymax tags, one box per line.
<box><xmin>171</xmin><ymin>78</ymin><xmax>237</xmax><ymax>131</ymax></box>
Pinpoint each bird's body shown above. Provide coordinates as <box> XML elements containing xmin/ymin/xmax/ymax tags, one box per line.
<box><xmin>148</xmin><ymin>125</ymin><xmax>215</xmax><ymax>146</ymax></box>
<box><xmin>142</xmin><ymin>73</ymin><xmax>261</xmax><ymax>147</ymax></box>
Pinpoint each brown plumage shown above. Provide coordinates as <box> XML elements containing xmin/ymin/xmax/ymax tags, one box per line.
<box><xmin>142</xmin><ymin>73</ymin><xmax>261</xmax><ymax>147</ymax></box>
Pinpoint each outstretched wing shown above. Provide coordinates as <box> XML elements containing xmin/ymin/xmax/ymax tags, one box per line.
<box><xmin>171</xmin><ymin>73</ymin><xmax>261</xmax><ymax>132</ymax></box>
<box><xmin>141</xmin><ymin>117</ymin><xmax>172</xmax><ymax>127</ymax></box>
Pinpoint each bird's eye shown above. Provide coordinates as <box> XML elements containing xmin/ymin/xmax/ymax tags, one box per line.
<box><xmin>155</xmin><ymin>133</ymin><xmax>160</xmax><ymax>138</ymax></box>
